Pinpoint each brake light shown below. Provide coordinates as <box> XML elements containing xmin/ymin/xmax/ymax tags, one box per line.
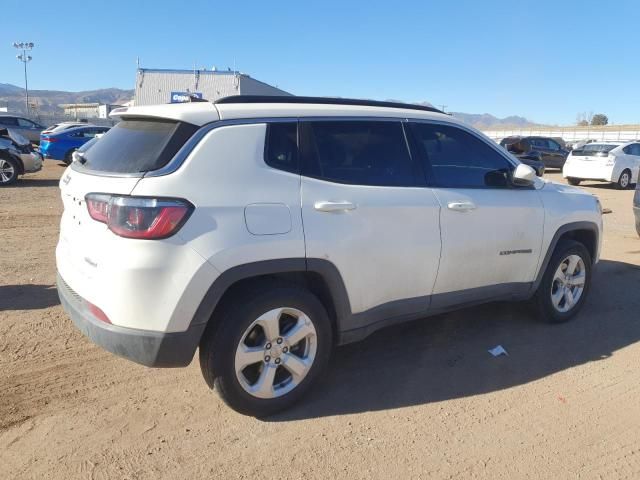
<box><xmin>43</xmin><ymin>136</ymin><xmax>58</xmax><ymax>142</ymax></box>
<box><xmin>85</xmin><ymin>194</ymin><xmax>193</xmax><ymax>239</ymax></box>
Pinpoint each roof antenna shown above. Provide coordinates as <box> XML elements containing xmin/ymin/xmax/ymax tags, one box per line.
<box><xmin>136</xmin><ymin>56</ymin><xmax>140</xmax><ymax>69</ymax></box>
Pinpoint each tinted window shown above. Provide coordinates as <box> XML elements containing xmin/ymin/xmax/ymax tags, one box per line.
<box><xmin>17</xmin><ymin>118</ymin><xmax>35</xmax><ymax>128</ymax></box>
<box><xmin>78</xmin><ymin>119</ymin><xmax>197</xmax><ymax>173</ymax></box>
<box><xmin>303</xmin><ymin>121</ymin><xmax>415</xmax><ymax>186</ymax></box>
<box><xmin>0</xmin><ymin>117</ymin><xmax>18</xmax><ymax>127</ymax></box>
<box><xmin>410</xmin><ymin>123</ymin><xmax>512</xmax><ymax>188</ymax></box>
<box><xmin>548</xmin><ymin>139</ymin><xmax>560</xmax><ymax>150</ymax></box>
<box><xmin>264</xmin><ymin>122</ymin><xmax>298</xmax><ymax>173</ymax></box>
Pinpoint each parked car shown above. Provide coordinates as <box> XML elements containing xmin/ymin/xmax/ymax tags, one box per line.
<box><xmin>42</xmin><ymin>120</ymin><xmax>90</xmax><ymax>135</ymax></box>
<box><xmin>40</xmin><ymin>125</ymin><xmax>110</xmax><ymax>164</ymax></box>
<box><xmin>0</xmin><ymin>114</ymin><xmax>45</xmax><ymax>144</ymax></box>
<box><xmin>70</xmin><ymin>134</ymin><xmax>102</xmax><ymax>163</ymax></box>
<box><xmin>563</xmin><ymin>141</ymin><xmax>639</xmax><ymax>189</ymax></box>
<box><xmin>56</xmin><ymin>96</ymin><xmax>603</xmax><ymax>416</ymax></box>
<box><xmin>0</xmin><ymin>128</ymin><xmax>43</xmax><ymax>185</ymax></box>
<box><xmin>499</xmin><ymin>145</ymin><xmax>545</xmax><ymax>176</ymax></box>
<box><xmin>634</xmin><ymin>184</ymin><xmax>640</xmax><ymax>237</ymax></box>
<box><xmin>500</xmin><ymin>136</ymin><xmax>569</xmax><ymax>169</ymax></box>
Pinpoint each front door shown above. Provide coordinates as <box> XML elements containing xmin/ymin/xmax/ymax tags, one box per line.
<box><xmin>408</xmin><ymin>121</ymin><xmax>545</xmax><ymax>309</ymax></box>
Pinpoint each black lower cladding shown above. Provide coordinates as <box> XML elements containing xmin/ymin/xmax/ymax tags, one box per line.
<box><xmin>56</xmin><ymin>273</ymin><xmax>205</xmax><ymax>367</ymax></box>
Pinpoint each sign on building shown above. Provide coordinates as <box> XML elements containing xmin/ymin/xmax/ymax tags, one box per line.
<box><xmin>170</xmin><ymin>92</ymin><xmax>203</xmax><ymax>103</ymax></box>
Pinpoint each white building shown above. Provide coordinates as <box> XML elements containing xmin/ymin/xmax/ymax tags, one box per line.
<box><xmin>59</xmin><ymin>103</ymin><xmax>123</xmax><ymax>119</ymax></box>
<box><xmin>134</xmin><ymin>68</ymin><xmax>291</xmax><ymax>106</ymax></box>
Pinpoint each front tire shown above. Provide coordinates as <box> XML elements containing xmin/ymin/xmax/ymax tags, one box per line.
<box><xmin>567</xmin><ymin>177</ymin><xmax>581</xmax><ymax>186</ymax></box>
<box><xmin>199</xmin><ymin>283</ymin><xmax>333</xmax><ymax>417</ymax></box>
<box><xmin>616</xmin><ymin>169</ymin><xmax>632</xmax><ymax>189</ymax></box>
<box><xmin>535</xmin><ymin>240</ymin><xmax>592</xmax><ymax>323</ymax></box>
<box><xmin>0</xmin><ymin>156</ymin><xmax>19</xmax><ymax>186</ymax></box>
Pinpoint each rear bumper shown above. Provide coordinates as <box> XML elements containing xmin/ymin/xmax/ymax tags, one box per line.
<box><xmin>563</xmin><ymin>162</ymin><xmax>615</xmax><ymax>182</ymax></box>
<box><xmin>57</xmin><ymin>272</ymin><xmax>205</xmax><ymax>367</ymax></box>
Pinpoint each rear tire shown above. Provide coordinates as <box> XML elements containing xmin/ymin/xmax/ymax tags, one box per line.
<box><xmin>616</xmin><ymin>169</ymin><xmax>632</xmax><ymax>190</ymax></box>
<box><xmin>534</xmin><ymin>240</ymin><xmax>592</xmax><ymax>323</ymax></box>
<box><xmin>0</xmin><ymin>156</ymin><xmax>19</xmax><ymax>186</ymax></box>
<box><xmin>567</xmin><ymin>177</ymin><xmax>581</xmax><ymax>186</ymax></box>
<box><xmin>199</xmin><ymin>283</ymin><xmax>333</xmax><ymax>417</ymax></box>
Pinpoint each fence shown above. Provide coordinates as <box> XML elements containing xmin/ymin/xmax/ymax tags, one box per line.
<box><xmin>481</xmin><ymin>126</ymin><xmax>640</xmax><ymax>143</ymax></box>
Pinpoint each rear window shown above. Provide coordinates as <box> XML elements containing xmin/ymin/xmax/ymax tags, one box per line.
<box><xmin>582</xmin><ymin>144</ymin><xmax>618</xmax><ymax>153</ymax></box>
<box><xmin>572</xmin><ymin>144</ymin><xmax>619</xmax><ymax>156</ymax></box>
<box><xmin>78</xmin><ymin>119</ymin><xmax>197</xmax><ymax>173</ymax></box>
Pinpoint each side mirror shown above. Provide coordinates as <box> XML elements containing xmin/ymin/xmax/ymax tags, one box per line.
<box><xmin>512</xmin><ymin>163</ymin><xmax>537</xmax><ymax>187</ymax></box>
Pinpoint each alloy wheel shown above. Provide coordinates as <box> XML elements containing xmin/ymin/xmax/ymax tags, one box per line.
<box><xmin>620</xmin><ymin>172</ymin><xmax>630</xmax><ymax>189</ymax></box>
<box><xmin>234</xmin><ymin>307</ymin><xmax>317</xmax><ymax>399</ymax></box>
<box><xmin>550</xmin><ymin>254</ymin><xmax>586</xmax><ymax>313</ymax></box>
<box><xmin>0</xmin><ymin>159</ymin><xmax>16</xmax><ymax>184</ymax></box>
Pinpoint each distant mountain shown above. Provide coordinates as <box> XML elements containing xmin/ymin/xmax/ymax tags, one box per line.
<box><xmin>451</xmin><ymin>112</ymin><xmax>535</xmax><ymax>129</ymax></box>
<box><xmin>386</xmin><ymin>99</ymin><xmax>537</xmax><ymax>129</ymax></box>
<box><xmin>0</xmin><ymin>83</ymin><xmax>133</xmax><ymax>115</ymax></box>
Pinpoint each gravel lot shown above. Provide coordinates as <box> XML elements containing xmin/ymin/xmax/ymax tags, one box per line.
<box><xmin>1</xmin><ymin>162</ymin><xmax>639</xmax><ymax>479</ymax></box>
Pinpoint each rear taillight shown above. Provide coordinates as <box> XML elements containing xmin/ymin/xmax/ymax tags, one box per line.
<box><xmin>42</xmin><ymin>136</ymin><xmax>58</xmax><ymax>142</ymax></box>
<box><xmin>85</xmin><ymin>194</ymin><xmax>193</xmax><ymax>239</ymax></box>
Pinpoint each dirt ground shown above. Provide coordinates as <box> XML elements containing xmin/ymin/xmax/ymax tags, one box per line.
<box><xmin>1</xmin><ymin>161</ymin><xmax>639</xmax><ymax>480</ymax></box>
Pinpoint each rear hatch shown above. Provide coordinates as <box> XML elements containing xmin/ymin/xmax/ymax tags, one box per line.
<box><xmin>57</xmin><ymin>118</ymin><xmax>199</xmax><ymax>291</ymax></box>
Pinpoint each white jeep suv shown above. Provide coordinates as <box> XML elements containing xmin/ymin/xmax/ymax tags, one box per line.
<box><xmin>56</xmin><ymin>96</ymin><xmax>602</xmax><ymax>416</ymax></box>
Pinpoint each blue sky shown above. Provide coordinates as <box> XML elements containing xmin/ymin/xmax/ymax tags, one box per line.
<box><xmin>2</xmin><ymin>0</ymin><xmax>639</xmax><ymax>124</ymax></box>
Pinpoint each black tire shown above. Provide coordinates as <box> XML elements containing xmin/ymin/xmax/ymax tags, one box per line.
<box><xmin>199</xmin><ymin>282</ymin><xmax>333</xmax><ymax>417</ymax></box>
<box><xmin>616</xmin><ymin>169</ymin><xmax>632</xmax><ymax>190</ymax></box>
<box><xmin>64</xmin><ymin>149</ymin><xmax>77</xmax><ymax>165</ymax></box>
<box><xmin>0</xmin><ymin>156</ymin><xmax>19</xmax><ymax>186</ymax></box>
<box><xmin>567</xmin><ymin>177</ymin><xmax>581</xmax><ymax>186</ymax></box>
<box><xmin>535</xmin><ymin>240</ymin><xmax>592</xmax><ymax>323</ymax></box>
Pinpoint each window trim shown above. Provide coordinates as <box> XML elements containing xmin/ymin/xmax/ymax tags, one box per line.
<box><xmin>299</xmin><ymin>118</ymin><xmax>425</xmax><ymax>188</ymax></box>
<box><xmin>407</xmin><ymin>118</ymin><xmax>522</xmax><ymax>190</ymax></box>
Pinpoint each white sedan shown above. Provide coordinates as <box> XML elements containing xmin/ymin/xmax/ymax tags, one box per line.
<box><xmin>563</xmin><ymin>141</ymin><xmax>640</xmax><ymax>189</ymax></box>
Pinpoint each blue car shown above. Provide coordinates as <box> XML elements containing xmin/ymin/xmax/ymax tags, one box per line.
<box><xmin>40</xmin><ymin>125</ymin><xmax>110</xmax><ymax>164</ymax></box>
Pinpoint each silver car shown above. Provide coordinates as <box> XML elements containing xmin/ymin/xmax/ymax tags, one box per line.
<box><xmin>0</xmin><ymin>128</ymin><xmax>43</xmax><ymax>185</ymax></box>
<box><xmin>0</xmin><ymin>115</ymin><xmax>45</xmax><ymax>143</ymax></box>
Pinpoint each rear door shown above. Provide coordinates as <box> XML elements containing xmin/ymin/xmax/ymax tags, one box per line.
<box><xmin>408</xmin><ymin>121</ymin><xmax>544</xmax><ymax>308</ymax></box>
<box><xmin>299</xmin><ymin>119</ymin><xmax>442</xmax><ymax>328</ymax></box>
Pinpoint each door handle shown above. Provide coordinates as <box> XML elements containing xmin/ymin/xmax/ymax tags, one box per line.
<box><xmin>447</xmin><ymin>201</ymin><xmax>476</xmax><ymax>212</ymax></box>
<box><xmin>314</xmin><ymin>201</ymin><xmax>357</xmax><ymax>212</ymax></box>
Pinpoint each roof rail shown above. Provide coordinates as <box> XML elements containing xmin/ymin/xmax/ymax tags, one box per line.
<box><xmin>214</xmin><ymin>95</ymin><xmax>444</xmax><ymax>114</ymax></box>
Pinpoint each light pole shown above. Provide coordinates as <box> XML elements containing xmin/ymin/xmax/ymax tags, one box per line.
<box><xmin>13</xmin><ymin>42</ymin><xmax>34</xmax><ymax>115</ymax></box>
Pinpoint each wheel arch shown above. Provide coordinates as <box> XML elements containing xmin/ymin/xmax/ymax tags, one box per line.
<box><xmin>0</xmin><ymin>150</ymin><xmax>24</xmax><ymax>175</ymax></box>
<box><xmin>193</xmin><ymin>258</ymin><xmax>352</xmax><ymax>348</ymax></box>
<box><xmin>532</xmin><ymin>221</ymin><xmax>599</xmax><ymax>292</ymax></box>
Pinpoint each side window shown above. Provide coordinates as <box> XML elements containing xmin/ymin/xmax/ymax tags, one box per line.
<box><xmin>0</xmin><ymin>117</ymin><xmax>19</xmax><ymax>127</ymax></box>
<box><xmin>623</xmin><ymin>145</ymin><xmax>631</xmax><ymax>154</ymax></box>
<box><xmin>548</xmin><ymin>139</ymin><xmax>560</xmax><ymax>151</ymax></box>
<box><xmin>264</xmin><ymin>122</ymin><xmax>299</xmax><ymax>174</ymax></box>
<box><xmin>410</xmin><ymin>122</ymin><xmax>513</xmax><ymax>188</ymax></box>
<box><xmin>302</xmin><ymin>121</ymin><xmax>415</xmax><ymax>187</ymax></box>
<box><xmin>630</xmin><ymin>144</ymin><xmax>640</xmax><ymax>156</ymax></box>
<box><xmin>17</xmin><ymin>118</ymin><xmax>35</xmax><ymax>128</ymax></box>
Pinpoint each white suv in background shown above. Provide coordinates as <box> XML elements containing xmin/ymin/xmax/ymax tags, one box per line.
<box><xmin>56</xmin><ymin>96</ymin><xmax>602</xmax><ymax>416</ymax></box>
<box><xmin>563</xmin><ymin>141</ymin><xmax>640</xmax><ymax>189</ymax></box>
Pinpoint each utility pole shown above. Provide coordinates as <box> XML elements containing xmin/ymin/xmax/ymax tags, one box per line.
<box><xmin>13</xmin><ymin>42</ymin><xmax>34</xmax><ymax>115</ymax></box>
<box><xmin>438</xmin><ymin>104</ymin><xmax>447</xmax><ymax>114</ymax></box>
